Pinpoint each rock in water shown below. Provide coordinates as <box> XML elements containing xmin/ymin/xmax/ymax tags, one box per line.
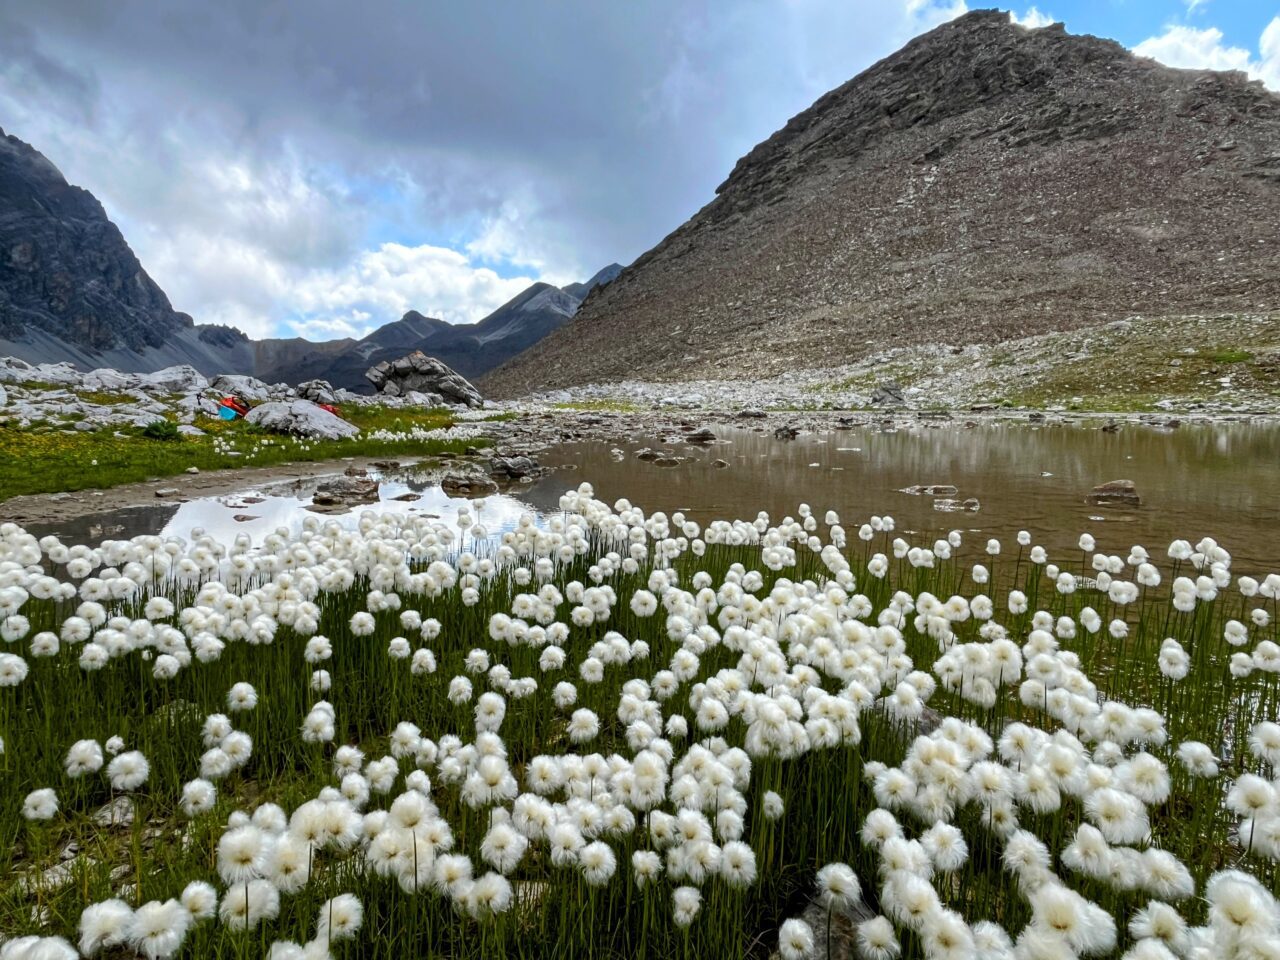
<box><xmin>311</xmin><ymin>473</ymin><xmax>379</xmax><ymax>507</ymax></box>
<box><xmin>1090</xmin><ymin>479</ymin><xmax>1141</xmax><ymax>506</ymax></box>
<box><xmin>489</xmin><ymin>455</ymin><xmax>540</xmax><ymax>479</ymax></box>
<box><xmin>365</xmin><ymin>351</ymin><xmax>484</xmax><ymax>408</ymax></box>
<box><xmin>245</xmin><ymin>399</ymin><xmax>360</xmax><ymax>440</ymax></box>
<box><xmin>901</xmin><ymin>484</ymin><xmax>959</xmax><ymax>496</ymax></box>
<box><xmin>441</xmin><ymin>472</ymin><xmax>499</xmax><ymax>497</ymax></box>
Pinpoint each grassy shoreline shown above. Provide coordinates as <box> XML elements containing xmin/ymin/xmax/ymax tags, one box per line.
<box><xmin>0</xmin><ymin>406</ymin><xmax>492</xmax><ymax>501</ymax></box>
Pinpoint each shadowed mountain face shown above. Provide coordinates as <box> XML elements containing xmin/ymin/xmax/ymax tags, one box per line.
<box><xmin>0</xmin><ymin>125</ymin><xmax>200</xmax><ymax>358</ymax></box>
<box><xmin>482</xmin><ymin>10</ymin><xmax>1280</xmax><ymax>397</ymax></box>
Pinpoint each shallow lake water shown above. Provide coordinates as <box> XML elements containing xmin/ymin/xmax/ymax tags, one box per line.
<box><xmin>24</xmin><ymin>420</ymin><xmax>1280</xmax><ymax>573</ymax></box>
<box><xmin>520</xmin><ymin>421</ymin><xmax>1280</xmax><ymax>572</ymax></box>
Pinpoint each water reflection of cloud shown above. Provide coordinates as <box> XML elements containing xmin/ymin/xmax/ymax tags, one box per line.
<box><xmin>158</xmin><ymin>481</ymin><xmax>542</xmax><ymax>546</ymax></box>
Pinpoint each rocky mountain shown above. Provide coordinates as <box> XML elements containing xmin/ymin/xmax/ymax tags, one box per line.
<box><xmin>284</xmin><ymin>266</ymin><xmax>622</xmax><ymax>391</ymax></box>
<box><xmin>482</xmin><ymin>10</ymin><xmax>1280</xmax><ymax>397</ymax></box>
<box><xmin>561</xmin><ymin>262</ymin><xmax>624</xmax><ymax>301</ymax></box>
<box><xmin>0</xmin><ymin>124</ymin><xmax>229</xmax><ymax>369</ymax></box>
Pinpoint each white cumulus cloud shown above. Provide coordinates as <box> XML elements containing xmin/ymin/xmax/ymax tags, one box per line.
<box><xmin>285</xmin><ymin>243</ymin><xmax>535</xmax><ymax>341</ymax></box>
<box><xmin>1134</xmin><ymin>17</ymin><xmax>1280</xmax><ymax>91</ymax></box>
<box><xmin>1011</xmin><ymin>8</ymin><xmax>1056</xmax><ymax>30</ymax></box>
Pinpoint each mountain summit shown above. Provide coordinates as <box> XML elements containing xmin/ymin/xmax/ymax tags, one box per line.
<box><xmin>484</xmin><ymin>10</ymin><xmax>1280</xmax><ymax>395</ymax></box>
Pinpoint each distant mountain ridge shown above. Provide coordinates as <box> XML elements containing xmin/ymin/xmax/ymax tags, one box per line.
<box><xmin>0</xmin><ymin>122</ymin><xmax>620</xmax><ymax>386</ymax></box>
<box><xmin>258</xmin><ymin>266</ymin><xmax>622</xmax><ymax>391</ymax></box>
<box><xmin>483</xmin><ymin>10</ymin><xmax>1280</xmax><ymax>396</ymax></box>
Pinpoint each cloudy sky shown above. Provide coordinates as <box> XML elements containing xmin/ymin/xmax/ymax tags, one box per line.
<box><xmin>1</xmin><ymin>1</ymin><xmax>1277</xmax><ymax>341</ymax></box>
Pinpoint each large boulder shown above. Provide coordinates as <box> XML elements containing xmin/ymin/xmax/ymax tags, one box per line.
<box><xmin>0</xmin><ymin>357</ymin><xmax>79</xmax><ymax>386</ymax></box>
<box><xmin>245</xmin><ymin>399</ymin><xmax>359</xmax><ymax>440</ymax></box>
<box><xmin>138</xmin><ymin>365</ymin><xmax>207</xmax><ymax>394</ymax></box>
<box><xmin>297</xmin><ymin>379</ymin><xmax>338</xmax><ymax>405</ymax></box>
<box><xmin>365</xmin><ymin>351</ymin><xmax>483</xmax><ymax>408</ymax></box>
<box><xmin>210</xmin><ymin>374</ymin><xmax>274</xmax><ymax>403</ymax></box>
<box><xmin>81</xmin><ymin>367</ymin><xmax>134</xmax><ymax>392</ymax></box>
<box><xmin>870</xmin><ymin>380</ymin><xmax>906</xmax><ymax>406</ymax></box>
<box><xmin>403</xmin><ymin>389</ymin><xmax>445</xmax><ymax>407</ymax></box>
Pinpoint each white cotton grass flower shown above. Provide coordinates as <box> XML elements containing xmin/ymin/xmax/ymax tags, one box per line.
<box><xmin>1249</xmin><ymin>721</ymin><xmax>1280</xmax><ymax>768</ymax></box>
<box><xmin>1027</xmin><ymin>882</ymin><xmax>1116</xmax><ymax>956</ymax></box>
<box><xmin>1128</xmin><ymin>900</ymin><xmax>1187</xmax><ymax>953</ymax></box>
<box><xmin>22</xmin><ymin>786</ymin><xmax>58</xmax><ymax>821</ymax></box>
<box><xmin>816</xmin><ymin>862</ymin><xmax>861</xmax><ymax>909</ymax></box>
<box><xmin>568</xmin><ymin>708</ymin><xmax>600</xmax><ymax>743</ymax></box>
<box><xmin>672</xmin><ymin>886</ymin><xmax>701</xmax><ymax>927</ymax></box>
<box><xmin>179</xmin><ymin>881</ymin><xmax>218</xmax><ymax>921</ymax></box>
<box><xmin>857</xmin><ymin>915</ymin><xmax>900</xmax><ymax>960</ymax></box>
<box><xmin>1176</xmin><ymin>741</ymin><xmax>1219</xmax><ymax>778</ymax></box>
<box><xmin>106</xmin><ymin>750</ymin><xmax>150</xmax><ymax>791</ymax></box>
<box><xmin>763</xmin><ymin>790</ymin><xmax>785</xmax><ymax>820</ymax></box>
<box><xmin>579</xmin><ymin>840</ymin><xmax>618</xmax><ymax>886</ymax></box>
<box><xmin>79</xmin><ymin>898</ymin><xmax>134</xmax><ymax>955</ymax></box>
<box><xmin>315</xmin><ymin>893</ymin><xmax>363</xmax><ymax>942</ymax></box>
<box><xmin>481</xmin><ymin>821</ymin><xmax>528</xmax><ymax>874</ymax></box>
<box><xmin>719</xmin><ymin>840</ymin><xmax>757</xmax><ymax>888</ymax></box>
<box><xmin>227</xmin><ymin>682</ymin><xmax>258</xmax><ymax>712</ymax></box>
<box><xmin>217</xmin><ymin>878</ymin><xmax>280</xmax><ymax>930</ymax></box>
<box><xmin>181</xmin><ymin>779</ymin><xmax>217</xmax><ymax>817</ymax></box>
<box><xmin>4</xmin><ymin>936</ymin><xmax>79</xmax><ymax>959</ymax></box>
<box><xmin>778</xmin><ymin>918</ymin><xmax>815</xmax><ymax>960</ymax></box>
<box><xmin>632</xmin><ymin>848</ymin><xmax>663</xmax><ymax>887</ymax></box>
<box><xmin>1206</xmin><ymin>869</ymin><xmax>1276</xmax><ymax>940</ymax></box>
<box><xmin>126</xmin><ymin>898</ymin><xmax>192</xmax><ymax>959</ymax></box>
<box><xmin>218</xmin><ymin>825</ymin><xmax>268</xmax><ymax>884</ymax></box>
<box><xmin>921</xmin><ymin>822</ymin><xmax>968</xmax><ymax>872</ymax></box>
<box><xmin>0</xmin><ymin>652</ymin><xmax>30</xmax><ymax>686</ymax></box>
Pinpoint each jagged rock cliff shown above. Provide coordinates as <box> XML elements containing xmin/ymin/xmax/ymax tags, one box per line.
<box><xmin>0</xmin><ymin>125</ymin><xmax>196</xmax><ymax>355</ymax></box>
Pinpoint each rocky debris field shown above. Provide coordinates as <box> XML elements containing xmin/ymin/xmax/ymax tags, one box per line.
<box><xmin>0</xmin><ymin>358</ymin><xmax>484</xmax><ymax>439</ymax></box>
<box><xmin>512</xmin><ymin>313</ymin><xmax>1280</xmax><ymax>416</ymax></box>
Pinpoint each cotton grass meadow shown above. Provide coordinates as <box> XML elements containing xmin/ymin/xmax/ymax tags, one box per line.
<box><xmin>0</xmin><ymin>486</ymin><xmax>1278</xmax><ymax>959</ymax></box>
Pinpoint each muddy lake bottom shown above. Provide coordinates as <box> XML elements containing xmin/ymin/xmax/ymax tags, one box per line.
<box><xmin>20</xmin><ymin>420</ymin><xmax>1280</xmax><ymax>573</ymax></box>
